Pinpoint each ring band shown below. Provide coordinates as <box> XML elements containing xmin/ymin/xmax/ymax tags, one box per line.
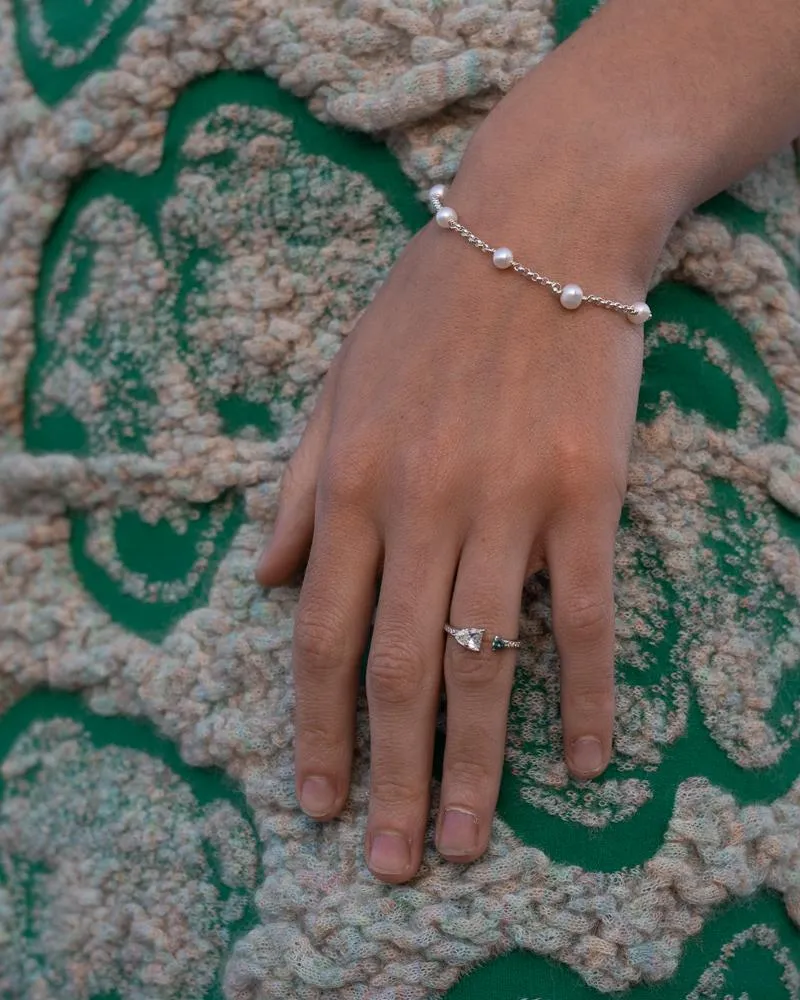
<box><xmin>444</xmin><ymin>624</ymin><xmax>522</xmax><ymax>653</ymax></box>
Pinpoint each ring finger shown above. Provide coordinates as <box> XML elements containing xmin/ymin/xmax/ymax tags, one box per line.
<box><xmin>436</xmin><ymin>525</ymin><xmax>533</xmax><ymax>861</ymax></box>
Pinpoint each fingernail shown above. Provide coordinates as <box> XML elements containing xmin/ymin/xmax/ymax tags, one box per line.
<box><xmin>438</xmin><ymin>808</ymin><xmax>480</xmax><ymax>857</ymax></box>
<box><xmin>299</xmin><ymin>775</ymin><xmax>336</xmax><ymax>816</ymax></box>
<box><xmin>369</xmin><ymin>832</ymin><xmax>411</xmax><ymax>876</ymax></box>
<box><xmin>570</xmin><ymin>737</ymin><xmax>604</xmax><ymax>776</ymax></box>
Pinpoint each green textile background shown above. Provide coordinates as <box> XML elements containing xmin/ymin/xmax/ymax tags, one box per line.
<box><xmin>2</xmin><ymin>0</ymin><xmax>799</xmax><ymax>997</ymax></box>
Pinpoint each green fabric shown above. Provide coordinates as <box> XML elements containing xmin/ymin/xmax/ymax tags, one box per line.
<box><xmin>2</xmin><ymin>0</ymin><xmax>799</xmax><ymax>997</ymax></box>
<box><xmin>23</xmin><ymin>70</ymin><xmax>426</xmax><ymax>643</ymax></box>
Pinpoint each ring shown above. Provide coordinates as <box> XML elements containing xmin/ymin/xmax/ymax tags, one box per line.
<box><xmin>444</xmin><ymin>624</ymin><xmax>522</xmax><ymax>653</ymax></box>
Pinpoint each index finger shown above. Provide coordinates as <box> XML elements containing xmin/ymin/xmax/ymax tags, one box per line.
<box><xmin>292</xmin><ymin>506</ymin><xmax>380</xmax><ymax>819</ymax></box>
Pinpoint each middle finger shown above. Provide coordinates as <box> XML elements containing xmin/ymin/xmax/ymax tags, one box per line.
<box><xmin>365</xmin><ymin>532</ymin><xmax>458</xmax><ymax>883</ymax></box>
<box><xmin>437</xmin><ymin>525</ymin><xmax>532</xmax><ymax>861</ymax></box>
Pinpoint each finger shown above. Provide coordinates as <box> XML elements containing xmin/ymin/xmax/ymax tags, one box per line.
<box><xmin>365</xmin><ymin>533</ymin><xmax>458</xmax><ymax>883</ymax></box>
<box><xmin>546</xmin><ymin>515</ymin><xmax>617</xmax><ymax>780</ymax></box>
<box><xmin>256</xmin><ymin>364</ymin><xmax>339</xmax><ymax>587</ymax></box>
<box><xmin>293</xmin><ymin>507</ymin><xmax>380</xmax><ymax>820</ymax></box>
<box><xmin>436</xmin><ymin>528</ymin><xmax>531</xmax><ymax>862</ymax></box>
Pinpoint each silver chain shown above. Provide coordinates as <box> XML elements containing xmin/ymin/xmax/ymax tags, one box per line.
<box><xmin>430</xmin><ymin>189</ymin><xmax>649</xmax><ymax>323</ymax></box>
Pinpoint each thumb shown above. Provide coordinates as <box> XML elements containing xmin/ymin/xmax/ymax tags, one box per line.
<box><xmin>256</xmin><ymin>368</ymin><xmax>337</xmax><ymax>586</ymax></box>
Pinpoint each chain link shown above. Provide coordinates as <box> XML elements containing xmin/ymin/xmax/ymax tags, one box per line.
<box><xmin>583</xmin><ymin>293</ymin><xmax>637</xmax><ymax>317</ymax></box>
<box><xmin>450</xmin><ymin>222</ymin><xmax>494</xmax><ymax>254</ymax></box>
<box><xmin>431</xmin><ymin>192</ymin><xmax>643</xmax><ymax>321</ymax></box>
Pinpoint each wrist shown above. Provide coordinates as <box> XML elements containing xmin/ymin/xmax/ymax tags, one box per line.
<box><xmin>446</xmin><ymin>104</ymin><xmax>681</xmax><ymax>301</ymax></box>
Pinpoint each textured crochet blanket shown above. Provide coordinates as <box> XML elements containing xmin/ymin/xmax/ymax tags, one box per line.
<box><xmin>1</xmin><ymin>1</ymin><xmax>799</xmax><ymax>998</ymax></box>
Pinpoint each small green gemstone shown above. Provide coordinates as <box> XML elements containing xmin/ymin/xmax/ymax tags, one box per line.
<box><xmin>492</xmin><ymin>637</ymin><xmax>505</xmax><ymax>651</ymax></box>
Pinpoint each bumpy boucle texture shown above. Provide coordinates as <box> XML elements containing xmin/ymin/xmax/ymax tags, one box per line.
<box><xmin>0</xmin><ymin>718</ymin><xmax>259</xmax><ymax>998</ymax></box>
<box><xmin>1</xmin><ymin>1</ymin><xmax>799</xmax><ymax>998</ymax></box>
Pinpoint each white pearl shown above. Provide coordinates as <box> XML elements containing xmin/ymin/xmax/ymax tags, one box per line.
<box><xmin>628</xmin><ymin>302</ymin><xmax>652</xmax><ymax>325</ymax></box>
<box><xmin>492</xmin><ymin>247</ymin><xmax>514</xmax><ymax>269</ymax></box>
<box><xmin>436</xmin><ymin>206</ymin><xmax>457</xmax><ymax>228</ymax></box>
<box><xmin>428</xmin><ymin>184</ymin><xmax>446</xmax><ymax>204</ymax></box>
<box><xmin>559</xmin><ymin>283</ymin><xmax>583</xmax><ymax>310</ymax></box>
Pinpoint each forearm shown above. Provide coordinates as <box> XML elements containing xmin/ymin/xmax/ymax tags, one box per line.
<box><xmin>449</xmin><ymin>0</ymin><xmax>800</xmax><ymax>294</ymax></box>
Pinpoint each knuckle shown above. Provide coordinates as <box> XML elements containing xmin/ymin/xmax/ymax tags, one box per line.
<box><xmin>446</xmin><ymin>647</ymin><xmax>505</xmax><ymax>688</ymax></box>
<box><xmin>555</xmin><ymin>431</ymin><xmax>596</xmax><ymax>472</ymax></box>
<box><xmin>294</xmin><ymin>719</ymin><xmax>346</xmax><ymax>758</ymax></box>
<box><xmin>293</xmin><ymin>607</ymin><xmax>346</xmax><ymax>677</ymax></box>
<box><xmin>321</xmin><ymin>444</ymin><xmax>375</xmax><ymax>508</ymax></box>
<box><xmin>552</xmin><ymin>435</ymin><xmax>608</xmax><ymax>501</ymax></box>
<box><xmin>565</xmin><ymin>686</ymin><xmax>615</xmax><ymax>721</ymax></box>
<box><xmin>444</xmin><ymin>756</ymin><xmax>494</xmax><ymax>794</ymax></box>
<box><xmin>367</xmin><ymin>640</ymin><xmax>426</xmax><ymax>706</ymax></box>
<box><xmin>560</xmin><ymin>594</ymin><xmax>613</xmax><ymax>643</ymax></box>
<box><xmin>370</xmin><ymin>773</ymin><xmax>423</xmax><ymax>809</ymax></box>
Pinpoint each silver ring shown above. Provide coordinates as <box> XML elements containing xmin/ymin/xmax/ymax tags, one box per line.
<box><xmin>444</xmin><ymin>624</ymin><xmax>522</xmax><ymax>653</ymax></box>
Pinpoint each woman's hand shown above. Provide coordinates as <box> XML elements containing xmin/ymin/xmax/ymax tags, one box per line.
<box><xmin>256</xmin><ymin>140</ymin><xmax>656</xmax><ymax>881</ymax></box>
<box><xmin>254</xmin><ymin>0</ymin><xmax>800</xmax><ymax>887</ymax></box>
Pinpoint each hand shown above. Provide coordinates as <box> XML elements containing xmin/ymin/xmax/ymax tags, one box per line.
<box><xmin>255</xmin><ymin>135</ymin><xmax>657</xmax><ymax>883</ymax></box>
<box><xmin>254</xmin><ymin>0</ymin><xmax>800</xmax><ymax>891</ymax></box>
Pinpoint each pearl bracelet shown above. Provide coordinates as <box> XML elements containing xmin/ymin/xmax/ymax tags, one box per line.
<box><xmin>428</xmin><ymin>185</ymin><xmax>651</xmax><ymax>325</ymax></box>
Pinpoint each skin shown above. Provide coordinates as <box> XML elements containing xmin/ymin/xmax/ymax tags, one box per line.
<box><xmin>257</xmin><ymin>0</ymin><xmax>800</xmax><ymax>882</ymax></box>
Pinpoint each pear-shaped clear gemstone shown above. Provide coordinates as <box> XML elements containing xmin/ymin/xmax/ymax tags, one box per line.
<box><xmin>454</xmin><ymin>627</ymin><xmax>484</xmax><ymax>652</ymax></box>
